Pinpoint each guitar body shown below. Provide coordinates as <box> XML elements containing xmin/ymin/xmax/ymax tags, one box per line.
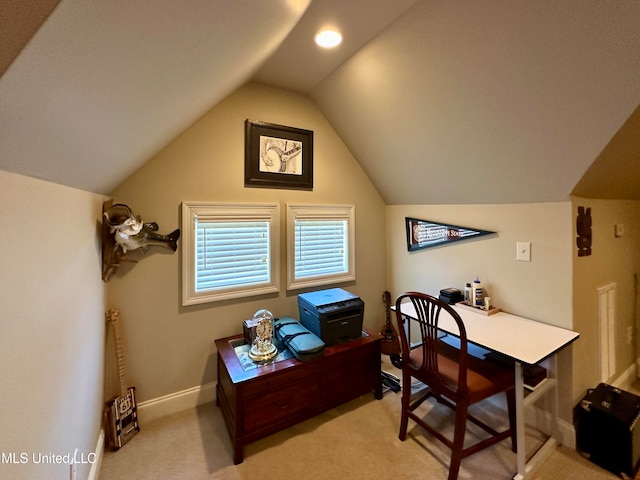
<box><xmin>106</xmin><ymin>387</ymin><xmax>139</xmax><ymax>449</ymax></box>
<box><xmin>106</xmin><ymin>309</ymin><xmax>140</xmax><ymax>449</ymax></box>
<box><xmin>380</xmin><ymin>291</ymin><xmax>401</xmax><ymax>356</ymax></box>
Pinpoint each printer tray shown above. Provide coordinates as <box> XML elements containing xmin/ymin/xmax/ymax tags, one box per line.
<box><xmin>274</xmin><ymin>317</ymin><xmax>325</xmax><ymax>362</ymax></box>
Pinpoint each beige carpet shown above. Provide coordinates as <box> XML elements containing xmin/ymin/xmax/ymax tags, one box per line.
<box><xmin>99</xmin><ymin>380</ymin><xmax>623</xmax><ymax>480</ymax></box>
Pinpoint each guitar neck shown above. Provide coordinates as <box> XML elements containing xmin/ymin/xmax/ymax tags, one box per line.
<box><xmin>383</xmin><ymin>291</ymin><xmax>392</xmax><ymax>325</ymax></box>
<box><xmin>108</xmin><ymin>309</ymin><xmax>128</xmax><ymax>396</ymax></box>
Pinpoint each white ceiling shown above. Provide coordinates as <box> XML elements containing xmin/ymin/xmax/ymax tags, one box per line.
<box><xmin>1</xmin><ymin>0</ymin><xmax>640</xmax><ymax>203</ymax></box>
<box><xmin>0</xmin><ymin>0</ymin><xmax>312</xmax><ymax>194</ymax></box>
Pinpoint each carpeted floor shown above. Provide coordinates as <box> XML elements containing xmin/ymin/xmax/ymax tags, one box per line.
<box><xmin>99</xmin><ymin>376</ymin><xmax>626</xmax><ymax>480</ymax></box>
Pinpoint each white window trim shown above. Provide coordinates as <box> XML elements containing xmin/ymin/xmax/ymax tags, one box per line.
<box><xmin>181</xmin><ymin>202</ymin><xmax>280</xmax><ymax>306</ymax></box>
<box><xmin>286</xmin><ymin>204</ymin><xmax>356</xmax><ymax>291</ymax></box>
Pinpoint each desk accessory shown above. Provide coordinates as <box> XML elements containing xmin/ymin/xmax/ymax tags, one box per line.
<box><xmin>455</xmin><ymin>302</ymin><xmax>502</xmax><ymax>316</ymax></box>
<box><xmin>473</xmin><ymin>277</ymin><xmax>483</xmax><ymax>306</ymax></box>
<box><xmin>464</xmin><ymin>283</ymin><xmax>472</xmax><ymax>304</ymax></box>
<box><xmin>439</xmin><ymin>287</ymin><xmax>464</xmax><ymax>305</ymax></box>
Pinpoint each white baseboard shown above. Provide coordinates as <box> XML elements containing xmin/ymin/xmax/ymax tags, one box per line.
<box><xmin>611</xmin><ymin>362</ymin><xmax>638</xmax><ymax>391</ymax></box>
<box><xmin>136</xmin><ymin>382</ymin><xmax>217</xmax><ymax>424</ymax></box>
<box><xmin>524</xmin><ymin>404</ymin><xmax>576</xmax><ymax>450</ymax></box>
<box><xmin>557</xmin><ymin>418</ymin><xmax>576</xmax><ymax>450</ymax></box>
<box><xmin>88</xmin><ymin>429</ymin><xmax>104</xmax><ymax>480</ymax></box>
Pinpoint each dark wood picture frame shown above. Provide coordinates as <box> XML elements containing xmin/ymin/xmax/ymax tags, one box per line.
<box><xmin>244</xmin><ymin>119</ymin><xmax>313</xmax><ymax>190</ymax></box>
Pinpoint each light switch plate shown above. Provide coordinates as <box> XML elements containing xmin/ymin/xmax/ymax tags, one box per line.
<box><xmin>517</xmin><ymin>242</ymin><xmax>531</xmax><ymax>262</ymax></box>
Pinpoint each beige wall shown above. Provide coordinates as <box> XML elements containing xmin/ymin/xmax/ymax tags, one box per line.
<box><xmin>386</xmin><ymin>203</ymin><xmax>573</xmax><ymax>327</ymax></box>
<box><xmin>0</xmin><ymin>170</ymin><xmax>106</xmax><ymax>480</ymax></box>
<box><xmin>108</xmin><ymin>82</ymin><xmax>387</xmax><ymax>402</ymax></box>
<box><xmin>572</xmin><ymin>197</ymin><xmax>640</xmax><ymax>401</ymax></box>
<box><xmin>386</xmin><ymin>202</ymin><xmax>576</xmax><ymax>420</ymax></box>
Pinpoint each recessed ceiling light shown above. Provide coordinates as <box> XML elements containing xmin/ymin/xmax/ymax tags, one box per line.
<box><xmin>315</xmin><ymin>29</ymin><xmax>342</xmax><ymax>48</ymax></box>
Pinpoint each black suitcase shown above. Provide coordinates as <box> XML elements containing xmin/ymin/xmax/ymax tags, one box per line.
<box><xmin>574</xmin><ymin>383</ymin><xmax>640</xmax><ymax>478</ymax></box>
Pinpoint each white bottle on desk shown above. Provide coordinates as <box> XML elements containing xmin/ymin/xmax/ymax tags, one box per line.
<box><xmin>464</xmin><ymin>283</ymin><xmax>472</xmax><ymax>305</ymax></box>
<box><xmin>473</xmin><ymin>277</ymin><xmax>483</xmax><ymax>307</ymax></box>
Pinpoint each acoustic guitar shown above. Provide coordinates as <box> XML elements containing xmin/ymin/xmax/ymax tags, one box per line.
<box><xmin>379</xmin><ymin>291</ymin><xmax>401</xmax><ymax>356</ymax></box>
<box><xmin>105</xmin><ymin>308</ymin><xmax>140</xmax><ymax>449</ymax></box>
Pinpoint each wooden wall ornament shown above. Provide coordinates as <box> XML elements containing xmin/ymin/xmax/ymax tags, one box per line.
<box><xmin>576</xmin><ymin>206</ymin><xmax>592</xmax><ymax>257</ymax></box>
<box><xmin>405</xmin><ymin>217</ymin><xmax>496</xmax><ymax>252</ymax></box>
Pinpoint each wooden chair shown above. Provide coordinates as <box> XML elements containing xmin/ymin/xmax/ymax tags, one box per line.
<box><xmin>395</xmin><ymin>292</ymin><xmax>516</xmax><ymax>480</ymax></box>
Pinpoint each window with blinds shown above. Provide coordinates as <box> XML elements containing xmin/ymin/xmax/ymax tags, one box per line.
<box><xmin>286</xmin><ymin>204</ymin><xmax>355</xmax><ymax>290</ymax></box>
<box><xmin>196</xmin><ymin>221</ymin><xmax>270</xmax><ymax>291</ymax></box>
<box><xmin>181</xmin><ymin>202</ymin><xmax>279</xmax><ymax>305</ymax></box>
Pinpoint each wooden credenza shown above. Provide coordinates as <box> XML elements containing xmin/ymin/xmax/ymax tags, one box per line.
<box><xmin>215</xmin><ymin>330</ymin><xmax>382</xmax><ymax>464</ymax></box>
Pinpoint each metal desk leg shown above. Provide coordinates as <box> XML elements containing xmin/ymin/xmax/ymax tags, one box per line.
<box><xmin>513</xmin><ymin>356</ymin><xmax>559</xmax><ymax>480</ymax></box>
<box><xmin>514</xmin><ymin>361</ymin><xmax>526</xmax><ymax>480</ymax></box>
<box><xmin>547</xmin><ymin>355</ymin><xmax>560</xmax><ymax>442</ymax></box>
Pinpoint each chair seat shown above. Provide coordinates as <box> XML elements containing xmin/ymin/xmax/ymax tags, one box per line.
<box><xmin>406</xmin><ymin>339</ymin><xmax>515</xmax><ymax>405</ymax></box>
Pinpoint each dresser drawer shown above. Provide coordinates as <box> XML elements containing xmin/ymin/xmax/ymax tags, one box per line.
<box><xmin>244</xmin><ymin>379</ymin><xmax>320</xmax><ymax>431</ymax></box>
<box><xmin>242</xmin><ymin>361</ymin><xmax>321</xmax><ymax>397</ymax></box>
<box><xmin>322</xmin><ymin>356</ymin><xmax>377</xmax><ymax>401</ymax></box>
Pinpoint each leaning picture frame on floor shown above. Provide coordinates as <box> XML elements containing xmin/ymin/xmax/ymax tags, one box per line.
<box><xmin>244</xmin><ymin>119</ymin><xmax>313</xmax><ymax>190</ymax></box>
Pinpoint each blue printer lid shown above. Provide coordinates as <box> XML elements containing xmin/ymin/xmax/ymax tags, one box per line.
<box><xmin>298</xmin><ymin>288</ymin><xmax>359</xmax><ymax>307</ymax></box>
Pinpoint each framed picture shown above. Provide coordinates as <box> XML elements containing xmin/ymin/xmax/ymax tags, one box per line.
<box><xmin>245</xmin><ymin>119</ymin><xmax>313</xmax><ymax>190</ymax></box>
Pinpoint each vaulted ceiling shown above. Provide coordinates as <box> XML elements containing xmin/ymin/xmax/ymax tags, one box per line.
<box><xmin>1</xmin><ymin>0</ymin><xmax>639</xmax><ymax>204</ymax></box>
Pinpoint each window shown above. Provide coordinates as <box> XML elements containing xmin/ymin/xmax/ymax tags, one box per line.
<box><xmin>286</xmin><ymin>204</ymin><xmax>355</xmax><ymax>290</ymax></box>
<box><xmin>181</xmin><ymin>202</ymin><xmax>279</xmax><ymax>306</ymax></box>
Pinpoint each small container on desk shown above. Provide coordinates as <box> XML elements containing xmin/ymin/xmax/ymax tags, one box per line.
<box><xmin>455</xmin><ymin>301</ymin><xmax>502</xmax><ymax>316</ymax></box>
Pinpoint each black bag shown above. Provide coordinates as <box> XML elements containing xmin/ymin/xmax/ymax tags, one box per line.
<box><xmin>575</xmin><ymin>383</ymin><xmax>640</xmax><ymax>478</ymax></box>
<box><xmin>274</xmin><ymin>317</ymin><xmax>325</xmax><ymax>362</ymax></box>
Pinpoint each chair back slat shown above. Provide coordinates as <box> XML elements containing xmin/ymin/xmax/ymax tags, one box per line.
<box><xmin>395</xmin><ymin>292</ymin><xmax>469</xmax><ymax>396</ymax></box>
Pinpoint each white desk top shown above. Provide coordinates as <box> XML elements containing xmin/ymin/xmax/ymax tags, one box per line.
<box><xmin>393</xmin><ymin>303</ymin><xmax>579</xmax><ymax>366</ymax></box>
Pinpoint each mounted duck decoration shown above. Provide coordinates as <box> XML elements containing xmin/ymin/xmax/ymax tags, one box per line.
<box><xmin>102</xmin><ymin>201</ymin><xmax>180</xmax><ymax>282</ymax></box>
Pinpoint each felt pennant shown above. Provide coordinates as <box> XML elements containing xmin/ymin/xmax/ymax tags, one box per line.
<box><xmin>405</xmin><ymin>217</ymin><xmax>496</xmax><ymax>251</ymax></box>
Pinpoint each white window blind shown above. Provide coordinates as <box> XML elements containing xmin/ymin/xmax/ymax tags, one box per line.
<box><xmin>294</xmin><ymin>219</ymin><xmax>347</xmax><ymax>279</ymax></box>
<box><xmin>182</xmin><ymin>202</ymin><xmax>279</xmax><ymax>305</ymax></box>
<box><xmin>196</xmin><ymin>221</ymin><xmax>270</xmax><ymax>291</ymax></box>
<box><xmin>287</xmin><ymin>204</ymin><xmax>355</xmax><ymax>290</ymax></box>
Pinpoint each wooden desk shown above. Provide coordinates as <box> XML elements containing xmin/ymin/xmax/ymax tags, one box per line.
<box><xmin>393</xmin><ymin>302</ymin><xmax>579</xmax><ymax>480</ymax></box>
<box><xmin>215</xmin><ymin>330</ymin><xmax>382</xmax><ymax>464</ymax></box>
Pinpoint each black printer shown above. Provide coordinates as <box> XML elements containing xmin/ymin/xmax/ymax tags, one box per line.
<box><xmin>298</xmin><ymin>288</ymin><xmax>364</xmax><ymax>346</ymax></box>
